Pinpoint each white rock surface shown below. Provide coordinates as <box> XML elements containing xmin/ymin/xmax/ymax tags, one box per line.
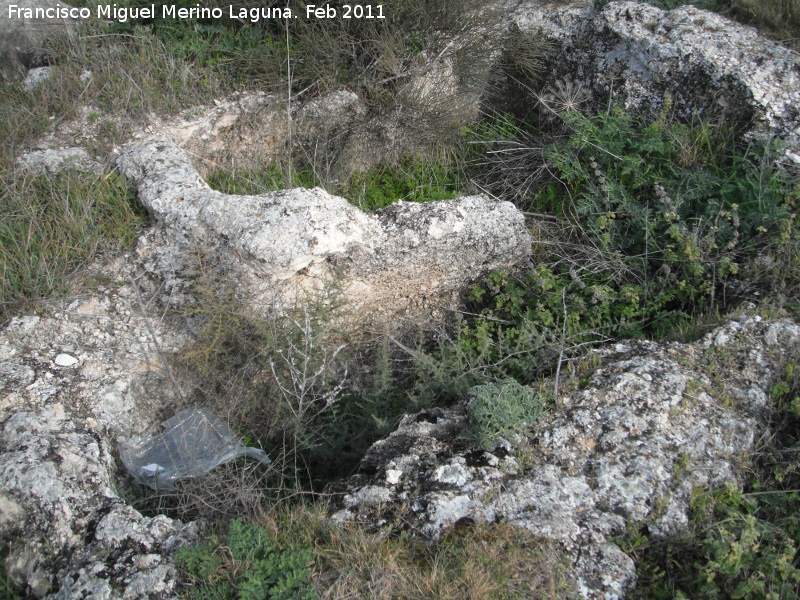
<box><xmin>21</xmin><ymin>66</ymin><xmax>53</xmax><ymax>91</ymax></box>
<box><xmin>16</xmin><ymin>147</ymin><xmax>100</xmax><ymax>175</ymax></box>
<box><xmin>53</xmin><ymin>353</ymin><xmax>78</xmax><ymax>367</ymax></box>
<box><xmin>333</xmin><ymin>315</ymin><xmax>799</xmax><ymax>598</ymax></box>
<box><xmin>0</xmin><ymin>259</ymin><xmax>192</xmax><ymax>598</ymax></box>
<box><xmin>116</xmin><ymin>139</ymin><xmax>533</xmax><ymax>322</ymax></box>
<box><xmin>516</xmin><ymin>1</ymin><xmax>800</xmax><ymax>156</ymax></box>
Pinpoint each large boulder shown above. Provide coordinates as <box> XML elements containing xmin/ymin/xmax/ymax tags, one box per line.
<box><xmin>516</xmin><ymin>1</ymin><xmax>800</xmax><ymax>161</ymax></box>
<box><xmin>116</xmin><ymin>140</ymin><xmax>534</xmax><ymax>323</ymax></box>
<box><xmin>331</xmin><ymin>314</ymin><xmax>800</xmax><ymax>598</ymax></box>
<box><xmin>0</xmin><ymin>259</ymin><xmax>195</xmax><ymax>598</ymax></box>
<box><xmin>0</xmin><ymin>0</ymin><xmax>78</xmax><ymax>83</ymax></box>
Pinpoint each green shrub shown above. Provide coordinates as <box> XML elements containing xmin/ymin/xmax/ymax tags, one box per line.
<box><xmin>175</xmin><ymin>518</ymin><xmax>315</xmax><ymax>600</ymax></box>
<box><xmin>625</xmin><ymin>485</ymin><xmax>800</xmax><ymax>599</ymax></box>
<box><xmin>544</xmin><ymin>107</ymin><xmax>790</xmax><ymax>325</ymax></box>
<box><xmin>465</xmin><ymin>380</ymin><xmax>546</xmax><ymax>450</ymax></box>
<box><xmin>467</xmin><ymin>106</ymin><xmax>794</xmax><ymax>343</ymax></box>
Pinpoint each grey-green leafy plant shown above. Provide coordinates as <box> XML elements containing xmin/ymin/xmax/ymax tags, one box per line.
<box><xmin>465</xmin><ymin>380</ymin><xmax>546</xmax><ymax>450</ymax></box>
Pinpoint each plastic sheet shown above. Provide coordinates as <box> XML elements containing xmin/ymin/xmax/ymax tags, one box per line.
<box><xmin>120</xmin><ymin>407</ymin><xmax>271</xmax><ymax>490</ymax></box>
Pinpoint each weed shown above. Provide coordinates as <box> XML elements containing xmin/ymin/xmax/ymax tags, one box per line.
<box><xmin>624</xmin><ymin>485</ymin><xmax>800</xmax><ymax>599</ymax></box>
<box><xmin>342</xmin><ymin>157</ymin><xmax>462</xmax><ymax>210</ymax></box>
<box><xmin>465</xmin><ymin>380</ymin><xmax>547</xmax><ymax>450</ymax></box>
<box><xmin>206</xmin><ymin>163</ymin><xmax>318</xmax><ymax>196</ymax></box>
<box><xmin>175</xmin><ymin>518</ymin><xmax>315</xmax><ymax>600</ymax></box>
<box><xmin>175</xmin><ymin>506</ymin><xmax>572</xmax><ymax>599</ymax></box>
<box><xmin>0</xmin><ymin>170</ymin><xmax>146</xmax><ymax>319</ymax></box>
<box><xmin>469</xmin><ymin>105</ymin><xmax>796</xmax><ymax>344</ymax></box>
<box><xmin>319</xmin><ymin>521</ymin><xmax>572</xmax><ymax>598</ymax></box>
<box><xmin>172</xmin><ymin>269</ymin><xmax>351</xmax><ymax>500</ymax></box>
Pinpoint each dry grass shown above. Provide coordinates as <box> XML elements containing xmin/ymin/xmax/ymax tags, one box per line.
<box><xmin>2</xmin><ymin>24</ymin><xmax>224</xmax><ymax>159</ymax></box>
<box><xmin>256</xmin><ymin>506</ymin><xmax>574</xmax><ymax>600</ymax></box>
<box><xmin>732</xmin><ymin>0</ymin><xmax>800</xmax><ymax>49</ymax></box>
<box><xmin>0</xmin><ymin>169</ymin><xmax>147</xmax><ymax>318</ymax></box>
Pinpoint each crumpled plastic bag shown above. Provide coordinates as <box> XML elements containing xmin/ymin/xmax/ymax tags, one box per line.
<box><xmin>120</xmin><ymin>407</ymin><xmax>271</xmax><ymax>490</ymax></box>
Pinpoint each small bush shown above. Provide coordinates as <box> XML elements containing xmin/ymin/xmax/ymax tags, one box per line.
<box><xmin>625</xmin><ymin>485</ymin><xmax>800</xmax><ymax>599</ymax></box>
<box><xmin>544</xmin><ymin>107</ymin><xmax>790</xmax><ymax>324</ymax></box>
<box><xmin>465</xmin><ymin>105</ymin><xmax>796</xmax><ymax>345</ymax></box>
<box><xmin>168</xmin><ymin>259</ymin><xmax>436</xmax><ymax>510</ymax></box>
<box><xmin>173</xmin><ymin>275</ymin><xmax>350</xmax><ymax>494</ymax></box>
<box><xmin>465</xmin><ymin>380</ymin><xmax>546</xmax><ymax>450</ymax></box>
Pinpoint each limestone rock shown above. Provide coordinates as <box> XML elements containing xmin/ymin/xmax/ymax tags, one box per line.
<box><xmin>0</xmin><ymin>0</ymin><xmax>77</xmax><ymax>83</ymax></box>
<box><xmin>332</xmin><ymin>314</ymin><xmax>798</xmax><ymax>598</ymax></box>
<box><xmin>28</xmin><ymin>90</ymin><xmax>370</xmax><ymax>179</ymax></box>
<box><xmin>516</xmin><ymin>1</ymin><xmax>800</xmax><ymax>157</ymax></box>
<box><xmin>21</xmin><ymin>65</ymin><xmax>53</xmax><ymax>91</ymax></box>
<box><xmin>116</xmin><ymin>139</ymin><xmax>533</xmax><ymax>322</ymax></box>
<box><xmin>0</xmin><ymin>259</ymin><xmax>192</xmax><ymax>598</ymax></box>
<box><xmin>16</xmin><ymin>147</ymin><xmax>100</xmax><ymax>175</ymax></box>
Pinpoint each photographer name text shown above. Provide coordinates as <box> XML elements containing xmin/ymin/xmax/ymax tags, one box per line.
<box><xmin>7</xmin><ymin>3</ymin><xmax>385</xmax><ymax>23</ymax></box>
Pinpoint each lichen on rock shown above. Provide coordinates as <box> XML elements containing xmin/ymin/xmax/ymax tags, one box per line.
<box><xmin>116</xmin><ymin>139</ymin><xmax>533</xmax><ymax>323</ymax></box>
<box><xmin>331</xmin><ymin>314</ymin><xmax>799</xmax><ymax>598</ymax></box>
<box><xmin>0</xmin><ymin>262</ymin><xmax>193</xmax><ymax>598</ymax></box>
<box><xmin>516</xmin><ymin>1</ymin><xmax>800</xmax><ymax>161</ymax></box>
